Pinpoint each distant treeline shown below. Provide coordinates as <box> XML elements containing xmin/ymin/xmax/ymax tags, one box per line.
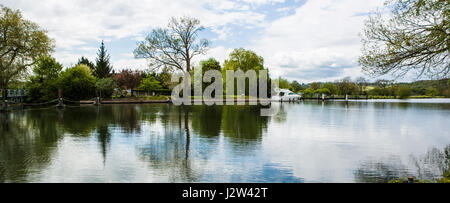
<box><xmin>279</xmin><ymin>77</ymin><xmax>450</xmax><ymax>99</ymax></box>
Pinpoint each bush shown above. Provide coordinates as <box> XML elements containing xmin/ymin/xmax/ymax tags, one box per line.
<box><xmin>57</xmin><ymin>65</ymin><xmax>96</xmax><ymax>100</ymax></box>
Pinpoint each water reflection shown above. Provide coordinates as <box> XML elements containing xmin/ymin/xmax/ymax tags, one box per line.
<box><xmin>355</xmin><ymin>145</ymin><xmax>450</xmax><ymax>183</ymax></box>
<box><xmin>0</xmin><ymin>99</ymin><xmax>449</xmax><ymax>182</ymax></box>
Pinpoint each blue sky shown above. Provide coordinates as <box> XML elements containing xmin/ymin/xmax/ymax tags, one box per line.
<box><xmin>3</xmin><ymin>0</ymin><xmax>401</xmax><ymax>83</ymax></box>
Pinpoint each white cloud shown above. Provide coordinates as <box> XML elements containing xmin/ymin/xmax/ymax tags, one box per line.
<box><xmin>251</xmin><ymin>0</ymin><xmax>385</xmax><ymax>82</ymax></box>
<box><xmin>2</xmin><ymin>0</ymin><xmax>267</xmax><ymax>67</ymax></box>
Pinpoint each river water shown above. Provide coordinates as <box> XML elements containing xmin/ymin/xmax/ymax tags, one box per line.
<box><xmin>1</xmin><ymin>99</ymin><xmax>449</xmax><ymax>183</ymax></box>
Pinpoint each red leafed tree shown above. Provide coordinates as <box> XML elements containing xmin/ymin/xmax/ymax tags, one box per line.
<box><xmin>114</xmin><ymin>69</ymin><xmax>142</xmax><ymax>90</ymax></box>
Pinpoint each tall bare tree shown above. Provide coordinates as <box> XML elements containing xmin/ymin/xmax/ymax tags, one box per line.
<box><xmin>0</xmin><ymin>5</ymin><xmax>54</xmax><ymax>101</ymax></box>
<box><xmin>134</xmin><ymin>16</ymin><xmax>209</xmax><ymax>73</ymax></box>
<box><xmin>359</xmin><ymin>0</ymin><xmax>449</xmax><ymax>79</ymax></box>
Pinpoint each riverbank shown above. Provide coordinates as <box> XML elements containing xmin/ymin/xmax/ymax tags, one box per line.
<box><xmin>81</xmin><ymin>96</ymin><xmax>170</xmax><ymax>104</ymax></box>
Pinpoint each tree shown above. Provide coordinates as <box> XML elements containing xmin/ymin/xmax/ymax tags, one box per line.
<box><xmin>57</xmin><ymin>65</ymin><xmax>96</xmax><ymax>100</ymax></box>
<box><xmin>77</xmin><ymin>56</ymin><xmax>95</xmax><ymax>72</ymax></box>
<box><xmin>310</xmin><ymin>82</ymin><xmax>321</xmax><ymax>91</ymax></box>
<box><xmin>322</xmin><ymin>83</ymin><xmax>339</xmax><ymax>95</ymax></box>
<box><xmin>290</xmin><ymin>81</ymin><xmax>304</xmax><ymax>93</ymax></box>
<box><xmin>276</xmin><ymin>77</ymin><xmax>290</xmax><ymax>90</ymax></box>
<box><xmin>96</xmin><ymin>78</ymin><xmax>116</xmax><ymax>98</ymax></box>
<box><xmin>134</xmin><ymin>16</ymin><xmax>209</xmax><ymax>72</ymax></box>
<box><xmin>337</xmin><ymin>77</ymin><xmax>359</xmax><ymax>95</ymax></box>
<box><xmin>396</xmin><ymin>85</ymin><xmax>412</xmax><ymax>99</ymax></box>
<box><xmin>114</xmin><ymin>69</ymin><xmax>142</xmax><ymax>90</ymax></box>
<box><xmin>426</xmin><ymin>86</ymin><xmax>440</xmax><ymax>96</ymax></box>
<box><xmin>222</xmin><ymin>48</ymin><xmax>268</xmax><ymax>96</ymax></box>
<box><xmin>200</xmin><ymin>58</ymin><xmax>221</xmax><ymax>72</ymax></box>
<box><xmin>223</xmin><ymin>48</ymin><xmax>264</xmax><ymax>71</ymax></box>
<box><xmin>0</xmin><ymin>6</ymin><xmax>54</xmax><ymax>100</ymax></box>
<box><xmin>355</xmin><ymin>77</ymin><xmax>368</xmax><ymax>94</ymax></box>
<box><xmin>25</xmin><ymin>56</ymin><xmax>62</xmax><ymax>102</ymax></box>
<box><xmin>359</xmin><ymin>0</ymin><xmax>449</xmax><ymax>79</ymax></box>
<box><xmin>138</xmin><ymin>75</ymin><xmax>162</xmax><ymax>94</ymax></box>
<box><xmin>95</xmin><ymin>41</ymin><xmax>113</xmax><ymax>78</ymax></box>
<box><xmin>316</xmin><ymin>88</ymin><xmax>331</xmax><ymax>95</ymax></box>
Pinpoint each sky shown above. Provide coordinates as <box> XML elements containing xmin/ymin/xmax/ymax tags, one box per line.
<box><xmin>2</xmin><ymin>0</ymin><xmax>396</xmax><ymax>83</ymax></box>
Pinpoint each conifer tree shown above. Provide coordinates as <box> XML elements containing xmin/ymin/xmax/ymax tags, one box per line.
<box><xmin>95</xmin><ymin>41</ymin><xmax>113</xmax><ymax>78</ymax></box>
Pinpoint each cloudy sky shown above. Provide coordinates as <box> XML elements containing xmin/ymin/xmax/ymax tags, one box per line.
<box><xmin>3</xmin><ymin>0</ymin><xmax>392</xmax><ymax>83</ymax></box>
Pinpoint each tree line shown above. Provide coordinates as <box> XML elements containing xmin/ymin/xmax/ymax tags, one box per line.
<box><xmin>278</xmin><ymin>77</ymin><xmax>450</xmax><ymax>99</ymax></box>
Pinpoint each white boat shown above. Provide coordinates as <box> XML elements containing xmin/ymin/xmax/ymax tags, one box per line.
<box><xmin>271</xmin><ymin>88</ymin><xmax>301</xmax><ymax>102</ymax></box>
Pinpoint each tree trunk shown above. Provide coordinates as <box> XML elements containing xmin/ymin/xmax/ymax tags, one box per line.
<box><xmin>2</xmin><ymin>87</ymin><xmax>7</xmax><ymax>102</ymax></box>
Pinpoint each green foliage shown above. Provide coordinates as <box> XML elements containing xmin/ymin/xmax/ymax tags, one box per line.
<box><xmin>315</xmin><ymin>88</ymin><xmax>331</xmax><ymax>95</ymax></box>
<box><xmin>396</xmin><ymin>85</ymin><xmax>412</xmax><ymax>99</ymax></box>
<box><xmin>321</xmin><ymin>83</ymin><xmax>339</xmax><ymax>95</ymax></box>
<box><xmin>276</xmin><ymin>77</ymin><xmax>291</xmax><ymax>90</ymax></box>
<box><xmin>359</xmin><ymin>0</ymin><xmax>449</xmax><ymax>79</ymax></box>
<box><xmin>0</xmin><ymin>5</ymin><xmax>54</xmax><ymax>95</ymax></box>
<box><xmin>76</xmin><ymin>56</ymin><xmax>95</xmax><ymax>72</ymax></box>
<box><xmin>337</xmin><ymin>77</ymin><xmax>359</xmax><ymax>95</ymax></box>
<box><xmin>289</xmin><ymin>81</ymin><xmax>304</xmax><ymax>93</ymax></box>
<box><xmin>222</xmin><ymin>48</ymin><xmax>268</xmax><ymax>96</ymax></box>
<box><xmin>302</xmin><ymin>89</ymin><xmax>315</xmax><ymax>97</ymax></box>
<box><xmin>223</xmin><ymin>48</ymin><xmax>264</xmax><ymax>71</ymax></box>
<box><xmin>426</xmin><ymin>87</ymin><xmax>440</xmax><ymax>96</ymax></box>
<box><xmin>138</xmin><ymin>75</ymin><xmax>162</xmax><ymax>94</ymax></box>
<box><xmin>95</xmin><ymin>77</ymin><xmax>117</xmax><ymax>98</ymax></box>
<box><xmin>25</xmin><ymin>56</ymin><xmax>62</xmax><ymax>102</ymax></box>
<box><xmin>94</xmin><ymin>41</ymin><xmax>113</xmax><ymax>79</ymax></box>
<box><xmin>310</xmin><ymin>82</ymin><xmax>320</xmax><ymax>90</ymax></box>
<box><xmin>57</xmin><ymin>65</ymin><xmax>96</xmax><ymax>100</ymax></box>
<box><xmin>200</xmin><ymin>58</ymin><xmax>221</xmax><ymax>72</ymax></box>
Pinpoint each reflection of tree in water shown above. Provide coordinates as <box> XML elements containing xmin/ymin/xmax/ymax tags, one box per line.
<box><xmin>355</xmin><ymin>145</ymin><xmax>450</xmax><ymax>183</ymax></box>
<box><xmin>0</xmin><ymin>111</ymin><xmax>62</xmax><ymax>182</ymax></box>
<box><xmin>191</xmin><ymin>105</ymin><xmax>223</xmax><ymax>138</ymax></box>
<box><xmin>354</xmin><ymin>156</ymin><xmax>410</xmax><ymax>183</ymax></box>
<box><xmin>137</xmin><ymin>106</ymin><xmax>199</xmax><ymax>182</ymax></box>
<box><xmin>410</xmin><ymin>145</ymin><xmax>449</xmax><ymax>180</ymax></box>
<box><xmin>221</xmin><ymin>105</ymin><xmax>269</xmax><ymax>156</ymax></box>
<box><xmin>221</xmin><ymin>105</ymin><xmax>268</xmax><ymax>141</ymax></box>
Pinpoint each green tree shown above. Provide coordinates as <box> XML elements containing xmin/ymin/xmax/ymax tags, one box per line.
<box><xmin>77</xmin><ymin>56</ymin><xmax>95</xmax><ymax>72</ymax></box>
<box><xmin>223</xmin><ymin>48</ymin><xmax>264</xmax><ymax>71</ymax></box>
<box><xmin>95</xmin><ymin>41</ymin><xmax>113</xmax><ymax>78</ymax></box>
<box><xmin>310</xmin><ymin>82</ymin><xmax>321</xmax><ymax>91</ymax></box>
<box><xmin>138</xmin><ymin>75</ymin><xmax>162</xmax><ymax>94</ymax></box>
<box><xmin>316</xmin><ymin>88</ymin><xmax>331</xmax><ymax>95</ymax></box>
<box><xmin>359</xmin><ymin>0</ymin><xmax>449</xmax><ymax>79</ymax></box>
<box><xmin>276</xmin><ymin>77</ymin><xmax>291</xmax><ymax>90</ymax></box>
<box><xmin>96</xmin><ymin>77</ymin><xmax>117</xmax><ymax>98</ymax></box>
<box><xmin>396</xmin><ymin>85</ymin><xmax>413</xmax><ymax>99</ymax></box>
<box><xmin>322</xmin><ymin>83</ymin><xmax>339</xmax><ymax>95</ymax></box>
<box><xmin>134</xmin><ymin>16</ymin><xmax>209</xmax><ymax>72</ymax></box>
<box><xmin>290</xmin><ymin>81</ymin><xmax>304</xmax><ymax>93</ymax></box>
<box><xmin>57</xmin><ymin>65</ymin><xmax>96</xmax><ymax>100</ymax></box>
<box><xmin>222</xmin><ymin>48</ymin><xmax>268</xmax><ymax>96</ymax></box>
<box><xmin>426</xmin><ymin>86</ymin><xmax>440</xmax><ymax>96</ymax></box>
<box><xmin>0</xmin><ymin>6</ymin><xmax>54</xmax><ymax>100</ymax></box>
<box><xmin>200</xmin><ymin>58</ymin><xmax>221</xmax><ymax>72</ymax></box>
<box><xmin>337</xmin><ymin>77</ymin><xmax>359</xmax><ymax>95</ymax></box>
<box><xmin>25</xmin><ymin>56</ymin><xmax>62</xmax><ymax>102</ymax></box>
